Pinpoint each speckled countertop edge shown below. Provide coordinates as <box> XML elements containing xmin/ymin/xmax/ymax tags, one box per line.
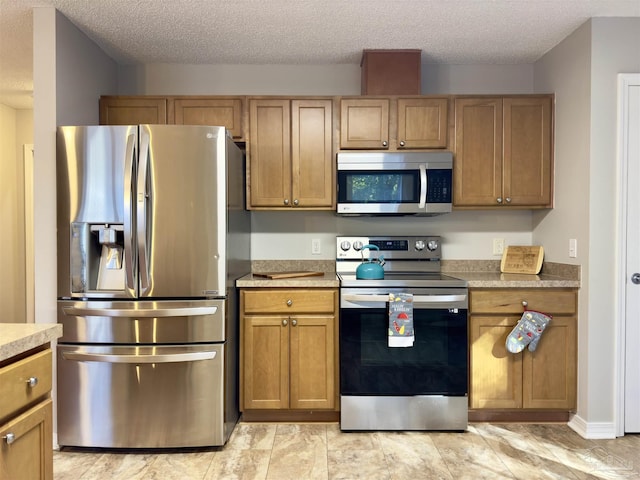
<box><xmin>0</xmin><ymin>323</ymin><xmax>63</xmax><ymax>362</ymax></box>
<box><xmin>237</xmin><ymin>260</ymin><xmax>580</xmax><ymax>289</ymax></box>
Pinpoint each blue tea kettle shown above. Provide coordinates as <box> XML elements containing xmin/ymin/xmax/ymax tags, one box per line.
<box><xmin>355</xmin><ymin>244</ymin><xmax>386</xmax><ymax>280</ymax></box>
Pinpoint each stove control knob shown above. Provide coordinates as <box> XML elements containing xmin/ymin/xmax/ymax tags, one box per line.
<box><xmin>353</xmin><ymin>241</ymin><xmax>364</xmax><ymax>251</ymax></box>
<box><xmin>340</xmin><ymin>241</ymin><xmax>351</xmax><ymax>251</ymax></box>
<box><xmin>414</xmin><ymin>240</ymin><xmax>426</xmax><ymax>251</ymax></box>
<box><xmin>427</xmin><ymin>240</ymin><xmax>439</xmax><ymax>251</ymax></box>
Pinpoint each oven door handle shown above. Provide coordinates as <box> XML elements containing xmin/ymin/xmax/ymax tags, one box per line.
<box><xmin>342</xmin><ymin>294</ymin><xmax>467</xmax><ymax>304</ymax></box>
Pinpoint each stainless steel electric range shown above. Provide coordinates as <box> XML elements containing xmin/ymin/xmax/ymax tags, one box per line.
<box><xmin>336</xmin><ymin>236</ymin><xmax>469</xmax><ymax>431</ymax></box>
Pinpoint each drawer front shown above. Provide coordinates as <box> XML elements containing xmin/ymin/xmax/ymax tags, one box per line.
<box><xmin>243</xmin><ymin>289</ymin><xmax>337</xmax><ymax>314</ymax></box>
<box><xmin>0</xmin><ymin>349</ymin><xmax>52</xmax><ymax>422</ymax></box>
<box><xmin>470</xmin><ymin>289</ymin><xmax>576</xmax><ymax>315</ymax></box>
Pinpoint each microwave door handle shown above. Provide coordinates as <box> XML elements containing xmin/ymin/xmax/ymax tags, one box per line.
<box><xmin>419</xmin><ymin>164</ymin><xmax>427</xmax><ymax>208</ymax></box>
<box><xmin>123</xmin><ymin>132</ymin><xmax>137</xmax><ymax>295</ymax></box>
<box><xmin>137</xmin><ymin>128</ymin><xmax>151</xmax><ymax>296</ymax></box>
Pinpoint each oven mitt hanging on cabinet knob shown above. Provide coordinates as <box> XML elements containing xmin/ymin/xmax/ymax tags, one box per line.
<box><xmin>505</xmin><ymin>310</ymin><xmax>552</xmax><ymax>353</ymax></box>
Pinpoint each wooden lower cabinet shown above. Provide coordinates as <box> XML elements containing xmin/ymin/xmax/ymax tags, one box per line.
<box><xmin>0</xmin><ymin>399</ymin><xmax>53</xmax><ymax>480</ymax></box>
<box><xmin>240</xmin><ymin>288</ymin><xmax>338</xmax><ymax>417</ymax></box>
<box><xmin>469</xmin><ymin>289</ymin><xmax>577</xmax><ymax>414</ymax></box>
<box><xmin>0</xmin><ymin>348</ymin><xmax>54</xmax><ymax>480</ymax></box>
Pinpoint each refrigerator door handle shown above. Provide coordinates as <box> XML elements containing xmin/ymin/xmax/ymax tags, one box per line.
<box><xmin>137</xmin><ymin>128</ymin><xmax>151</xmax><ymax>295</ymax></box>
<box><xmin>63</xmin><ymin>305</ymin><xmax>218</xmax><ymax>317</ymax></box>
<box><xmin>61</xmin><ymin>349</ymin><xmax>217</xmax><ymax>364</ymax></box>
<box><xmin>123</xmin><ymin>132</ymin><xmax>137</xmax><ymax>295</ymax></box>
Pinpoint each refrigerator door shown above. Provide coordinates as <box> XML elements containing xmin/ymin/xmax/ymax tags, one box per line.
<box><xmin>138</xmin><ymin>125</ymin><xmax>227</xmax><ymax>298</ymax></box>
<box><xmin>57</xmin><ymin>343</ymin><xmax>231</xmax><ymax>448</ymax></box>
<box><xmin>57</xmin><ymin>125</ymin><xmax>138</xmax><ymax>299</ymax></box>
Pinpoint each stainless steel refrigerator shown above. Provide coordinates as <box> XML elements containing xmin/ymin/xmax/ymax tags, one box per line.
<box><xmin>56</xmin><ymin>124</ymin><xmax>250</xmax><ymax>448</ymax></box>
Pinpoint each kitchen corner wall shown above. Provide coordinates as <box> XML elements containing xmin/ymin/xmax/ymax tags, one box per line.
<box><xmin>118</xmin><ymin>62</ymin><xmax>538</xmax><ymax>261</ymax></box>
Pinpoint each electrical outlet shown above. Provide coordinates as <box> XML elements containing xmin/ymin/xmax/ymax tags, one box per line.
<box><xmin>569</xmin><ymin>238</ymin><xmax>577</xmax><ymax>258</ymax></box>
<box><xmin>492</xmin><ymin>238</ymin><xmax>505</xmax><ymax>255</ymax></box>
<box><xmin>311</xmin><ymin>238</ymin><xmax>321</xmax><ymax>255</ymax></box>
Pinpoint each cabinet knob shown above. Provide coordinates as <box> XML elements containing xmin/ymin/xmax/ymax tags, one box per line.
<box><xmin>497</xmin><ymin>197</ymin><xmax>503</xmax><ymax>204</ymax></box>
<box><xmin>291</xmin><ymin>319</ymin><xmax>297</xmax><ymax>326</ymax></box>
<box><xmin>3</xmin><ymin>433</ymin><xmax>15</xmax><ymax>445</ymax></box>
<box><xmin>505</xmin><ymin>197</ymin><xmax>512</xmax><ymax>203</ymax></box>
<box><xmin>286</xmin><ymin>299</ymin><xmax>293</xmax><ymax>306</ymax></box>
<box><xmin>284</xmin><ymin>199</ymin><xmax>289</xmax><ymax>205</ymax></box>
<box><xmin>26</xmin><ymin>376</ymin><xmax>38</xmax><ymax>388</ymax></box>
<box><xmin>399</xmin><ymin>140</ymin><xmax>406</xmax><ymax>147</ymax></box>
<box><xmin>382</xmin><ymin>141</ymin><xmax>388</xmax><ymax>147</ymax></box>
<box><xmin>293</xmin><ymin>199</ymin><xmax>299</xmax><ymax>206</ymax></box>
<box><xmin>522</xmin><ymin>300</ymin><xmax>528</xmax><ymax>308</ymax></box>
<box><xmin>282</xmin><ymin>319</ymin><xmax>288</xmax><ymax>326</ymax></box>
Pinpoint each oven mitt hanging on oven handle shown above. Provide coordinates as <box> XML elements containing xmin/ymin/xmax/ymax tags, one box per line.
<box><xmin>505</xmin><ymin>310</ymin><xmax>552</xmax><ymax>354</ymax></box>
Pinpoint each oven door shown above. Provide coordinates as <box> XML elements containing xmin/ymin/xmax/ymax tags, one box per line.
<box><xmin>339</xmin><ymin>289</ymin><xmax>468</xmax><ymax>396</ymax></box>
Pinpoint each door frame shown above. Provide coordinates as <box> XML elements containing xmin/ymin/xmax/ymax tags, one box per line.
<box><xmin>615</xmin><ymin>73</ymin><xmax>640</xmax><ymax>436</ymax></box>
<box><xmin>24</xmin><ymin>144</ymin><xmax>35</xmax><ymax>323</ymax></box>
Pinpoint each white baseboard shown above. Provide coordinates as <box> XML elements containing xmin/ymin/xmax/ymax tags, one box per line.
<box><xmin>568</xmin><ymin>413</ymin><xmax>617</xmax><ymax>439</ymax></box>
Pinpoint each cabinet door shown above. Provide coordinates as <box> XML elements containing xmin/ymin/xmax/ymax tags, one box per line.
<box><xmin>340</xmin><ymin>98</ymin><xmax>389</xmax><ymax>149</ymax></box>
<box><xmin>0</xmin><ymin>399</ymin><xmax>53</xmax><ymax>480</ymax></box>
<box><xmin>248</xmin><ymin>99</ymin><xmax>291</xmax><ymax>207</ymax></box>
<box><xmin>242</xmin><ymin>315</ymin><xmax>289</xmax><ymax>409</ymax></box>
<box><xmin>523</xmin><ymin>315</ymin><xmax>576</xmax><ymax>409</ymax></box>
<box><xmin>99</xmin><ymin>97</ymin><xmax>168</xmax><ymax>125</ymax></box>
<box><xmin>454</xmin><ymin>98</ymin><xmax>503</xmax><ymax>206</ymax></box>
<box><xmin>174</xmin><ymin>98</ymin><xmax>244</xmax><ymax>139</ymax></box>
<box><xmin>291</xmin><ymin>99</ymin><xmax>334</xmax><ymax>208</ymax></box>
<box><xmin>503</xmin><ymin>97</ymin><xmax>553</xmax><ymax>207</ymax></box>
<box><xmin>470</xmin><ymin>315</ymin><xmax>522</xmax><ymax>409</ymax></box>
<box><xmin>289</xmin><ymin>315</ymin><xmax>335</xmax><ymax>409</ymax></box>
<box><xmin>397</xmin><ymin>97</ymin><xmax>448</xmax><ymax>148</ymax></box>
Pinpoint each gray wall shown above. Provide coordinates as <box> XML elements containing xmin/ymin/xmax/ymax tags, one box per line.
<box><xmin>534</xmin><ymin>17</ymin><xmax>640</xmax><ymax>435</ymax></box>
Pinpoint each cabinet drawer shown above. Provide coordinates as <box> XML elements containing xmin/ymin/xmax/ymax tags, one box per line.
<box><xmin>243</xmin><ymin>289</ymin><xmax>336</xmax><ymax>314</ymax></box>
<box><xmin>470</xmin><ymin>289</ymin><xmax>576</xmax><ymax>315</ymax></box>
<box><xmin>0</xmin><ymin>350</ymin><xmax>52</xmax><ymax>422</ymax></box>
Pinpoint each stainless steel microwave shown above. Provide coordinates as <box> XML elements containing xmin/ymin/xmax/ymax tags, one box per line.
<box><xmin>336</xmin><ymin>151</ymin><xmax>453</xmax><ymax>216</ymax></box>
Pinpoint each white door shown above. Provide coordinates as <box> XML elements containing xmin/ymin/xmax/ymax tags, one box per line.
<box><xmin>619</xmin><ymin>74</ymin><xmax>640</xmax><ymax>434</ymax></box>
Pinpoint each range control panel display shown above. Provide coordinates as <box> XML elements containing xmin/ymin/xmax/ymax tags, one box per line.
<box><xmin>336</xmin><ymin>236</ymin><xmax>441</xmax><ymax>261</ymax></box>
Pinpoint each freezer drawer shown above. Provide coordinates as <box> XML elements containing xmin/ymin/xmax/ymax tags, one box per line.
<box><xmin>57</xmin><ymin>344</ymin><xmax>232</xmax><ymax>448</ymax></box>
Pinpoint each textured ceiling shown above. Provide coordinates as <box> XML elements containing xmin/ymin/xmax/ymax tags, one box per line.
<box><xmin>1</xmin><ymin>0</ymin><xmax>639</xmax><ymax>109</ymax></box>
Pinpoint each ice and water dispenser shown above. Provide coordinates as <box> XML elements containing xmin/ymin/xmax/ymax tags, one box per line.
<box><xmin>70</xmin><ymin>222</ymin><xmax>126</xmax><ymax>294</ymax></box>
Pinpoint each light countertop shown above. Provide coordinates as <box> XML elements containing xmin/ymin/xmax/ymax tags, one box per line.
<box><xmin>236</xmin><ymin>271</ymin><xmax>578</xmax><ymax>289</ymax></box>
<box><xmin>0</xmin><ymin>323</ymin><xmax>63</xmax><ymax>362</ymax></box>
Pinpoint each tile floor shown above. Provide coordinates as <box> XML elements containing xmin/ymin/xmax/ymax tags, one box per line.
<box><xmin>53</xmin><ymin>422</ymin><xmax>640</xmax><ymax>480</ymax></box>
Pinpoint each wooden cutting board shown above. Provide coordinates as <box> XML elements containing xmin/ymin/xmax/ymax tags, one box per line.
<box><xmin>252</xmin><ymin>271</ymin><xmax>325</xmax><ymax>279</ymax></box>
<box><xmin>500</xmin><ymin>246</ymin><xmax>544</xmax><ymax>274</ymax></box>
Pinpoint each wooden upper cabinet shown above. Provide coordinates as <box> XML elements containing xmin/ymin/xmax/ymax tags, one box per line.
<box><xmin>397</xmin><ymin>97</ymin><xmax>448</xmax><ymax>148</ymax></box>
<box><xmin>291</xmin><ymin>99</ymin><xmax>333</xmax><ymax>208</ymax></box>
<box><xmin>248</xmin><ymin>99</ymin><xmax>292</xmax><ymax>208</ymax></box>
<box><xmin>454</xmin><ymin>96</ymin><xmax>553</xmax><ymax>208</ymax></box>
<box><xmin>248</xmin><ymin>98</ymin><xmax>333</xmax><ymax>210</ymax></box>
<box><xmin>173</xmin><ymin>97</ymin><xmax>245</xmax><ymax>140</ymax></box>
<box><xmin>503</xmin><ymin>97</ymin><xmax>553</xmax><ymax>207</ymax></box>
<box><xmin>454</xmin><ymin>97</ymin><xmax>503</xmax><ymax>206</ymax></box>
<box><xmin>340</xmin><ymin>98</ymin><xmax>390</xmax><ymax>149</ymax></box>
<box><xmin>99</xmin><ymin>96</ymin><xmax>168</xmax><ymax>125</ymax></box>
<box><xmin>340</xmin><ymin>97</ymin><xmax>448</xmax><ymax>150</ymax></box>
